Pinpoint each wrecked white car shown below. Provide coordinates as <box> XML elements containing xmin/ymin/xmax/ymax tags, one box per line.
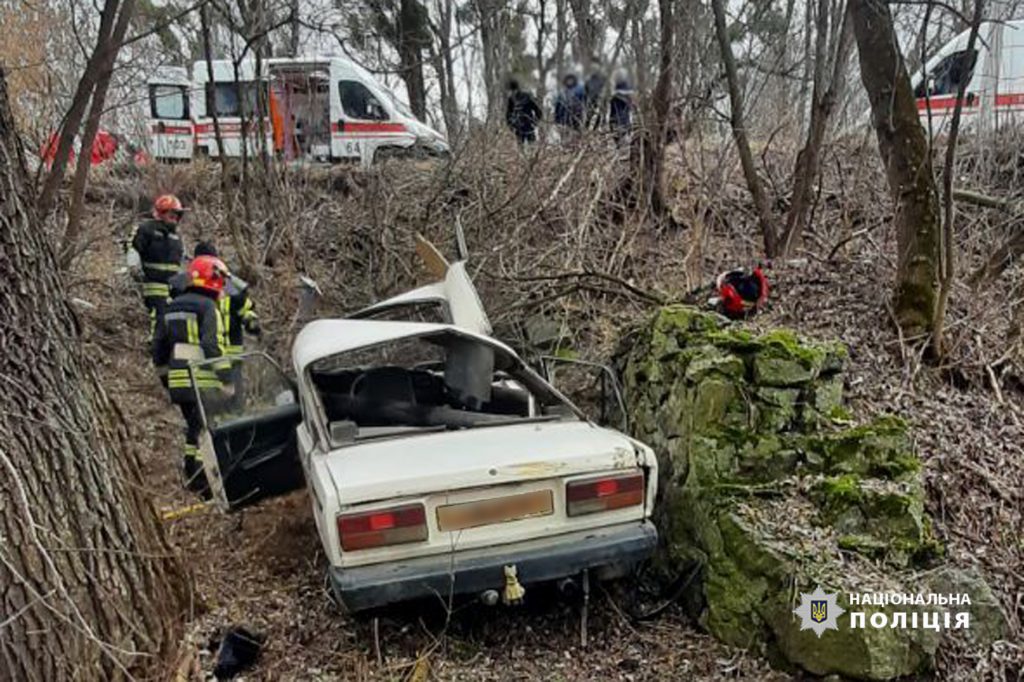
<box><xmin>191</xmin><ymin>251</ymin><xmax>658</xmax><ymax>613</ymax></box>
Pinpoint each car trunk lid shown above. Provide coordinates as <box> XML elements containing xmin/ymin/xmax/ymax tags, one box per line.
<box><xmin>325</xmin><ymin>419</ymin><xmax>638</xmax><ymax>504</ymax></box>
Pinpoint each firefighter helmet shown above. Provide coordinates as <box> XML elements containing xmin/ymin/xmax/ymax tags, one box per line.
<box><xmin>716</xmin><ymin>266</ymin><xmax>769</xmax><ymax>319</ymax></box>
<box><xmin>153</xmin><ymin>194</ymin><xmax>185</xmax><ymax>220</ymax></box>
<box><xmin>188</xmin><ymin>255</ymin><xmax>228</xmax><ymax>294</ymax></box>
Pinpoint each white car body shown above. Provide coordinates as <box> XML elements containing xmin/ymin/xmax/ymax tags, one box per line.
<box><xmin>192</xmin><ymin>254</ymin><xmax>657</xmax><ymax>612</ymax></box>
<box><xmin>146</xmin><ymin>55</ymin><xmax>448</xmax><ymax>165</ymax></box>
<box><xmin>911</xmin><ymin>20</ymin><xmax>1024</xmax><ymax>134</ymax></box>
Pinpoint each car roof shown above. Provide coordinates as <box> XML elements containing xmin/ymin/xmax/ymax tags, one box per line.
<box><xmin>292</xmin><ymin>319</ymin><xmax>517</xmax><ymax>373</ymax></box>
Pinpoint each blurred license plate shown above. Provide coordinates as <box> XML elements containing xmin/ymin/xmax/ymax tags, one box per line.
<box><xmin>437</xmin><ymin>490</ymin><xmax>554</xmax><ymax>531</ymax></box>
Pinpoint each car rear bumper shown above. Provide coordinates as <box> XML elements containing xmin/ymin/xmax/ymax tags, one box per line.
<box><xmin>328</xmin><ymin>521</ymin><xmax>657</xmax><ymax>613</ymax></box>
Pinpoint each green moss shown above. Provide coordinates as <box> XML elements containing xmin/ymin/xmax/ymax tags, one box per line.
<box><xmin>813</xmin><ymin>474</ymin><xmax>865</xmax><ymax>509</ymax></box>
<box><xmin>551</xmin><ymin>346</ymin><xmax>578</xmax><ymax>360</ymax></box>
<box><xmin>759</xmin><ymin>329</ymin><xmax>829</xmax><ymax>367</ymax></box>
<box><xmin>827</xmin><ymin>405</ymin><xmax>854</xmax><ymax>422</ymax></box>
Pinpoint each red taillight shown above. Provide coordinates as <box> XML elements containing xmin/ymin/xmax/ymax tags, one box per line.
<box><xmin>566</xmin><ymin>472</ymin><xmax>645</xmax><ymax>517</ymax></box>
<box><xmin>337</xmin><ymin>503</ymin><xmax>427</xmax><ymax>551</ymax></box>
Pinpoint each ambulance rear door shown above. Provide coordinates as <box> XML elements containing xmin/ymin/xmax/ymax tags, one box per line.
<box><xmin>147</xmin><ymin>67</ymin><xmax>193</xmax><ymax>161</ymax></box>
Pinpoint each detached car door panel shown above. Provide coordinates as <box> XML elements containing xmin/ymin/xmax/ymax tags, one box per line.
<box><xmin>194</xmin><ymin>352</ymin><xmax>305</xmax><ymax>510</ymax></box>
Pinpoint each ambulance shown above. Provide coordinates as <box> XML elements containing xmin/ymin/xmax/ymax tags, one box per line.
<box><xmin>146</xmin><ymin>56</ymin><xmax>448</xmax><ymax>165</ymax></box>
<box><xmin>912</xmin><ymin>20</ymin><xmax>1024</xmax><ymax>134</ymax></box>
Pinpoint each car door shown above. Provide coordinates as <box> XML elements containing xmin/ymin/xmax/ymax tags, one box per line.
<box><xmin>192</xmin><ymin>351</ymin><xmax>305</xmax><ymax>510</ymax></box>
<box><xmin>541</xmin><ymin>356</ymin><xmax>629</xmax><ymax>432</ymax></box>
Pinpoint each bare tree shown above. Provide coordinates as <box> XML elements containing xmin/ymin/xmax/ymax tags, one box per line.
<box><xmin>0</xmin><ymin>66</ymin><xmax>186</xmax><ymax>682</ymax></box>
<box><xmin>711</xmin><ymin>0</ymin><xmax>780</xmax><ymax>256</ymax></box>
<box><xmin>61</xmin><ymin>0</ymin><xmax>139</xmax><ymax>266</ymax></box>
<box><xmin>851</xmin><ymin>0</ymin><xmax>940</xmax><ymax>343</ymax></box>
<box><xmin>933</xmin><ymin>0</ymin><xmax>985</xmax><ymax>355</ymax></box>
<box><xmin>428</xmin><ymin>0</ymin><xmax>460</xmax><ymax>138</ymax></box>
<box><xmin>37</xmin><ymin>0</ymin><xmax>126</xmax><ymax>218</ymax></box>
<box><xmin>780</xmin><ymin>1</ymin><xmax>854</xmax><ymax>255</ymax></box>
<box><xmin>361</xmin><ymin>0</ymin><xmax>432</xmax><ymax>120</ymax></box>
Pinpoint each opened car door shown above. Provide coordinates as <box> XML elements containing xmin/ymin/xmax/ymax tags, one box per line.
<box><xmin>542</xmin><ymin>356</ymin><xmax>629</xmax><ymax>432</ymax></box>
<box><xmin>193</xmin><ymin>352</ymin><xmax>305</xmax><ymax>510</ymax></box>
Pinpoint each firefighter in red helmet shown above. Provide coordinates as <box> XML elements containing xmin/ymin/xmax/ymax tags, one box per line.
<box><xmin>152</xmin><ymin>254</ymin><xmax>232</xmax><ymax>495</ymax></box>
<box><xmin>130</xmin><ymin>194</ymin><xmax>187</xmax><ymax>336</ymax></box>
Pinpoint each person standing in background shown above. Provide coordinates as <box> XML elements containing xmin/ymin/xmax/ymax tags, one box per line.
<box><xmin>505</xmin><ymin>79</ymin><xmax>543</xmax><ymax>143</ymax></box>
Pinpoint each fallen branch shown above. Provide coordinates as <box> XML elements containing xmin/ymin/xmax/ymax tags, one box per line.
<box><xmin>952</xmin><ymin>188</ymin><xmax>1024</xmax><ymax>286</ymax></box>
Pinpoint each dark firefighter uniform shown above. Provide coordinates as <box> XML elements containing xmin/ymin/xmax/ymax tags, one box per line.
<box><xmin>170</xmin><ymin>273</ymin><xmax>260</xmax><ymax>355</ymax></box>
<box><xmin>220</xmin><ymin>276</ymin><xmax>260</xmax><ymax>355</ymax></box>
<box><xmin>153</xmin><ymin>288</ymin><xmax>231</xmax><ymax>492</ymax></box>
<box><xmin>132</xmin><ymin>218</ymin><xmax>184</xmax><ymax>333</ymax></box>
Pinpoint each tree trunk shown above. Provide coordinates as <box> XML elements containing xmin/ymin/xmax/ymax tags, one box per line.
<box><xmin>933</xmin><ymin>0</ymin><xmax>985</xmax><ymax>357</ymax></box>
<box><xmin>289</xmin><ymin>0</ymin><xmax>300</xmax><ymax>56</ymax></box>
<box><xmin>431</xmin><ymin>0</ymin><xmax>460</xmax><ymax>140</ymax></box>
<box><xmin>568</xmin><ymin>0</ymin><xmax>597</xmax><ymax>67</ymax></box>
<box><xmin>851</xmin><ymin>0</ymin><xmax>940</xmax><ymax>342</ymax></box>
<box><xmin>781</xmin><ymin>2</ymin><xmax>854</xmax><ymax>255</ymax></box>
<box><xmin>711</xmin><ymin>0</ymin><xmax>780</xmax><ymax>256</ymax></box>
<box><xmin>649</xmin><ymin>0</ymin><xmax>674</xmax><ymax>211</ymax></box>
<box><xmin>36</xmin><ymin>0</ymin><xmax>120</xmax><ymax>218</ymax></box>
<box><xmin>397</xmin><ymin>0</ymin><xmax>428</xmax><ymax>120</ymax></box>
<box><xmin>0</xmin><ymin>66</ymin><xmax>186</xmax><ymax>682</ymax></box>
<box><xmin>61</xmin><ymin>0</ymin><xmax>138</xmax><ymax>268</ymax></box>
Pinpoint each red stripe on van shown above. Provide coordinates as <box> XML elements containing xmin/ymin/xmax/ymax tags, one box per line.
<box><xmin>331</xmin><ymin>122</ymin><xmax>407</xmax><ymax>133</ymax></box>
<box><xmin>194</xmin><ymin>121</ymin><xmax>269</xmax><ymax>134</ymax></box>
<box><xmin>916</xmin><ymin>93</ymin><xmax>1024</xmax><ymax>112</ymax></box>
<box><xmin>151</xmin><ymin>124</ymin><xmax>192</xmax><ymax>135</ymax></box>
<box><xmin>916</xmin><ymin>95</ymin><xmax>979</xmax><ymax>111</ymax></box>
<box><xmin>995</xmin><ymin>93</ymin><xmax>1024</xmax><ymax>107</ymax></box>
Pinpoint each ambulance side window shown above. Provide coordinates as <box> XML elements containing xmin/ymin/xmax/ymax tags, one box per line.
<box><xmin>339</xmin><ymin>80</ymin><xmax>388</xmax><ymax>121</ymax></box>
<box><xmin>915</xmin><ymin>49</ymin><xmax>978</xmax><ymax>97</ymax></box>
<box><xmin>206</xmin><ymin>81</ymin><xmax>267</xmax><ymax>117</ymax></box>
<box><xmin>150</xmin><ymin>85</ymin><xmax>188</xmax><ymax>120</ymax></box>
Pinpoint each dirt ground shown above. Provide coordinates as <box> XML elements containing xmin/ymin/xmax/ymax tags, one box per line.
<box><xmin>75</xmin><ymin>152</ymin><xmax>1023</xmax><ymax>680</ymax></box>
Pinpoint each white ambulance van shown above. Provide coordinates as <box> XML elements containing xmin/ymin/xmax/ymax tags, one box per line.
<box><xmin>147</xmin><ymin>56</ymin><xmax>448</xmax><ymax>165</ymax></box>
<box><xmin>912</xmin><ymin>20</ymin><xmax>1024</xmax><ymax>134</ymax></box>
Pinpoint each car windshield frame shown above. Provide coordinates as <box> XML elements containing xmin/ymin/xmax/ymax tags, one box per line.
<box><xmin>302</xmin><ymin>329</ymin><xmax>583</xmax><ymax>448</ymax></box>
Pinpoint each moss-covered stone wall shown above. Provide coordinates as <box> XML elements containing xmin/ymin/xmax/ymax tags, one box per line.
<box><xmin>618</xmin><ymin>306</ymin><xmax>1005</xmax><ymax>680</ymax></box>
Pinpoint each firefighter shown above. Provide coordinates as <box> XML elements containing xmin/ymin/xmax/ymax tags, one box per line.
<box><xmin>196</xmin><ymin>243</ymin><xmax>260</xmax><ymax>356</ymax></box>
<box><xmin>153</xmin><ymin>254</ymin><xmax>232</xmax><ymax>495</ymax></box>
<box><xmin>130</xmin><ymin>194</ymin><xmax>187</xmax><ymax>335</ymax></box>
<box><xmin>171</xmin><ymin>243</ymin><xmax>261</xmax><ymax>354</ymax></box>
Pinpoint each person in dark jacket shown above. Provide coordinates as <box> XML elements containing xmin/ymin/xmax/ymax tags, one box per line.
<box><xmin>170</xmin><ymin>242</ymin><xmax>261</xmax><ymax>357</ymax></box>
<box><xmin>505</xmin><ymin>79</ymin><xmax>543</xmax><ymax>143</ymax></box>
<box><xmin>554</xmin><ymin>73</ymin><xmax>585</xmax><ymax>130</ymax></box>
<box><xmin>131</xmin><ymin>194</ymin><xmax>186</xmax><ymax>336</ymax></box>
<box><xmin>609</xmin><ymin>74</ymin><xmax>634</xmax><ymax>142</ymax></box>
<box><xmin>584</xmin><ymin>68</ymin><xmax>607</xmax><ymax>128</ymax></box>
<box><xmin>153</xmin><ymin>254</ymin><xmax>232</xmax><ymax>494</ymax></box>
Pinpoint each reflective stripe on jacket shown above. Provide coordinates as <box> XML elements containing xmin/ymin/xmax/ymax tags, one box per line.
<box><xmin>152</xmin><ymin>290</ymin><xmax>228</xmax><ymax>403</ymax></box>
<box><xmin>132</xmin><ymin>219</ymin><xmax>184</xmax><ymax>287</ymax></box>
<box><xmin>219</xmin><ymin>276</ymin><xmax>258</xmax><ymax>355</ymax></box>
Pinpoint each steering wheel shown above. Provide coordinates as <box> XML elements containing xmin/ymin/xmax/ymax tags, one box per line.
<box><xmin>349</xmin><ymin>370</ymin><xmax>368</xmax><ymax>398</ymax></box>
